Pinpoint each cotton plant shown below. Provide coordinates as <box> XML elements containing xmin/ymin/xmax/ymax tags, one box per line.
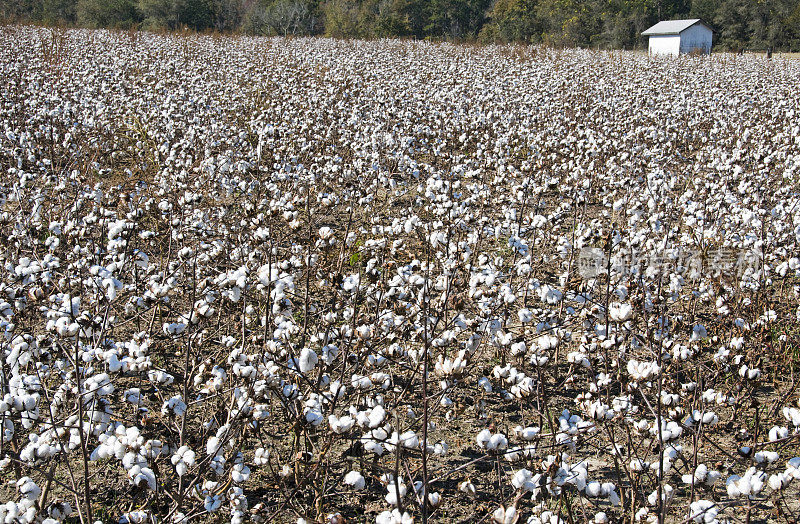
<box><xmin>0</xmin><ymin>26</ymin><xmax>799</xmax><ymax>524</ymax></box>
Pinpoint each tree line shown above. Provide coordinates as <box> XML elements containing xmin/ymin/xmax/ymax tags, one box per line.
<box><xmin>3</xmin><ymin>0</ymin><xmax>799</xmax><ymax>51</ymax></box>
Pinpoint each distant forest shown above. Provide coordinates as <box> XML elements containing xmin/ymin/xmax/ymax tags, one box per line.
<box><xmin>3</xmin><ymin>0</ymin><xmax>800</xmax><ymax>51</ymax></box>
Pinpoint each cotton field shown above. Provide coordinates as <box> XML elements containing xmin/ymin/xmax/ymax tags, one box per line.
<box><xmin>1</xmin><ymin>25</ymin><xmax>800</xmax><ymax>524</ymax></box>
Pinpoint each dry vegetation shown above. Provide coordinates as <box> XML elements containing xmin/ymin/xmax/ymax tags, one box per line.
<box><xmin>1</xmin><ymin>25</ymin><xmax>800</xmax><ymax>524</ymax></box>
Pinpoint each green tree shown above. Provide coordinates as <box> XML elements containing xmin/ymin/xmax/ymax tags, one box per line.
<box><xmin>38</xmin><ymin>0</ymin><xmax>78</xmax><ymax>25</ymax></box>
<box><xmin>480</xmin><ymin>0</ymin><xmax>541</xmax><ymax>42</ymax></box>
<box><xmin>138</xmin><ymin>0</ymin><xmax>181</xmax><ymax>29</ymax></box>
<box><xmin>424</xmin><ymin>0</ymin><xmax>492</xmax><ymax>39</ymax></box>
<box><xmin>78</xmin><ymin>0</ymin><xmax>139</xmax><ymax>27</ymax></box>
<box><xmin>321</xmin><ymin>0</ymin><xmax>361</xmax><ymax>36</ymax></box>
<box><xmin>536</xmin><ymin>0</ymin><xmax>598</xmax><ymax>46</ymax></box>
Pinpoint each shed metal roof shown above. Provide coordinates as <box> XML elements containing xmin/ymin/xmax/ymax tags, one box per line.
<box><xmin>641</xmin><ymin>19</ymin><xmax>711</xmax><ymax>36</ymax></box>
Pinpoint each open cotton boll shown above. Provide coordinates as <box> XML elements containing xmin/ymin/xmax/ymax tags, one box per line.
<box><xmin>487</xmin><ymin>433</ymin><xmax>508</xmax><ymax>450</ymax></box>
<box><xmin>769</xmin><ymin>426</ymin><xmax>789</xmax><ymax>441</ymax></box>
<box><xmin>511</xmin><ymin>468</ymin><xmax>535</xmax><ymax>491</ymax></box>
<box><xmin>491</xmin><ymin>505</ymin><xmax>518</xmax><ymax>524</ymax></box>
<box><xmin>16</xmin><ymin>477</ymin><xmax>41</xmax><ymax>501</ymax></box>
<box><xmin>171</xmin><ymin>446</ymin><xmax>196</xmax><ymax>477</ymax></box>
<box><xmin>296</xmin><ymin>348</ymin><xmax>318</xmax><ymax>373</ymax></box>
<box><xmin>476</xmin><ymin>428</ymin><xmax>492</xmax><ymax>448</ymax></box>
<box><xmin>129</xmin><ymin>465</ymin><xmax>157</xmax><ymax>490</ymax></box>
<box><xmin>385</xmin><ymin>481</ymin><xmax>407</xmax><ymax>506</ymax></box>
<box><xmin>726</xmin><ymin>467</ymin><xmax>766</xmax><ymax>497</ymax></box>
<box><xmin>232</xmin><ymin>463</ymin><xmax>250</xmax><ymax>482</ymax></box>
<box><xmin>539</xmin><ymin>284</ymin><xmax>562</xmax><ymax>304</ymax></box>
<box><xmin>769</xmin><ymin>471</ymin><xmax>792</xmax><ymax>491</ymax></box>
<box><xmin>328</xmin><ymin>414</ymin><xmax>355</xmax><ymax>434</ymax></box>
<box><xmin>608</xmin><ymin>302</ymin><xmax>632</xmax><ymax>322</ymax></box>
<box><xmin>376</xmin><ymin>509</ymin><xmax>413</xmax><ymax>524</ymax></box>
<box><xmin>514</xmin><ymin>425</ymin><xmax>540</xmax><ymax>440</ymax></box>
<box><xmin>691</xmin><ymin>324</ymin><xmax>708</xmax><ymax>341</ymax></box>
<box><xmin>689</xmin><ymin>500</ymin><xmax>718</xmax><ymax>523</ymax></box>
<box><xmin>344</xmin><ymin>470</ymin><xmax>365</xmax><ymax>490</ymax></box>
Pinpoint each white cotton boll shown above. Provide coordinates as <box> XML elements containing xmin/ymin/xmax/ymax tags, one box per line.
<box><xmin>364</xmin><ymin>438</ymin><xmax>384</xmax><ymax>456</ymax></box>
<box><xmin>385</xmin><ymin>482</ymin><xmax>407</xmax><ymax>506</ymax></box>
<box><xmin>329</xmin><ymin>415</ymin><xmax>355</xmax><ymax>434</ymax></box>
<box><xmin>784</xmin><ymin>407</ymin><xmax>800</xmax><ymax>426</ymax></box>
<box><xmin>769</xmin><ymin>472</ymin><xmax>791</xmax><ymax>491</ymax></box>
<box><xmin>518</xmin><ymin>308</ymin><xmax>532</xmax><ymax>323</ymax></box>
<box><xmin>510</xmin><ymin>341</ymin><xmax>527</xmax><ymax>356</ymax></box>
<box><xmin>585</xmin><ymin>481</ymin><xmax>602</xmax><ymax>497</ymax></box>
<box><xmin>367</xmin><ymin>405</ymin><xmax>386</xmax><ymax>428</ymax></box>
<box><xmin>539</xmin><ymin>285</ymin><xmax>562</xmax><ymax>304</ymax></box>
<box><xmin>344</xmin><ymin>470</ymin><xmax>365</xmax><ymax>490</ymax></box>
<box><xmin>769</xmin><ymin>426</ymin><xmax>788</xmax><ymax>441</ymax></box>
<box><xmin>511</xmin><ymin>469</ymin><xmax>533</xmax><ymax>491</ymax></box>
<box><xmin>567</xmin><ymin>352</ymin><xmax>590</xmax><ymax>368</ymax></box>
<box><xmin>691</xmin><ymin>324</ymin><xmax>708</xmax><ymax>341</ymax></box>
<box><xmin>399</xmin><ymin>431</ymin><xmax>419</xmax><ymax>449</ymax></box>
<box><xmin>254</xmin><ymin>447</ymin><xmax>269</xmax><ymax>466</ymax></box>
<box><xmin>459</xmin><ymin>479</ymin><xmax>477</xmax><ymax>498</ymax></box>
<box><xmin>47</xmin><ymin>500</ymin><xmax>72</xmax><ymax>520</ymax></box>
<box><xmin>754</xmin><ymin>451</ymin><xmax>779</xmax><ymax>464</ymax></box>
<box><xmin>16</xmin><ymin>477</ymin><xmax>41</xmax><ymax>501</ymax></box>
<box><xmin>297</xmin><ymin>348</ymin><xmax>318</xmax><ymax>373</ymax></box>
<box><xmin>305</xmin><ymin>410</ymin><xmax>323</xmax><ymax>426</ymax></box>
<box><xmin>352</xmin><ymin>375</ymin><xmax>373</xmax><ymax>390</ymax></box>
<box><xmin>493</xmin><ymin>428</ymin><xmax>522</xmax><ymax>452</ymax></box>
<box><xmin>727</xmin><ymin>467</ymin><xmax>766</xmax><ymax>497</ymax></box>
<box><xmin>107</xmin><ymin>352</ymin><xmax>123</xmax><ymax>372</ymax></box>
<box><xmin>478</xmin><ymin>376</ymin><xmax>493</xmax><ymax>392</ymax></box>
<box><xmin>232</xmin><ymin>463</ymin><xmax>250</xmax><ymax>482</ymax></box>
<box><xmin>206</xmin><ymin>436</ymin><xmax>221</xmax><ymax>456</ymax></box>
<box><xmin>514</xmin><ymin>425</ymin><xmax>540</xmax><ymax>440</ymax></box>
<box><xmin>476</xmin><ymin>429</ymin><xmax>492</xmax><ymax>448</ymax></box>
<box><xmin>204</xmin><ymin>494</ymin><xmax>222</xmax><ymax>512</ymax></box>
<box><xmin>609</xmin><ymin>303</ymin><xmax>632</xmax><ymax>322</ymax></box>
<box><xmin>689</xmin><ymin>500</ymin><xmax>717</xmax><ymax>523</ymax></box>
<box><xmin>129</xmin><ymin>465</ymin><xmax>157</xmax><ymax>490</ymax></box>
<box><xmin>376</xmin><ymin>509</ymin><xmax>413</xmax><ymax>524</ymax></box>
<box><xmin>491</xmin><ymin>505</ymin><xmax>517</xmax><ymax>524</ymax></box>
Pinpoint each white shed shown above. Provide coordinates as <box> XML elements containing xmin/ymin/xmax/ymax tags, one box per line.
<box><xmin>642</xmin><ymin>19</ymin><xmax>713</xmax><ymax>56</ymax></box>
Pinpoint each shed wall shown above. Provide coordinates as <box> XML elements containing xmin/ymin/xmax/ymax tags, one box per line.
<box><xmin>679</xmin><ymin>25</ymin><xmax>712</xmax><ymax>54</ymax></box>
<box><xmin>649</xmin><ymin>35</ymin><xmax>681</xmax><ymax>56</ymax></box>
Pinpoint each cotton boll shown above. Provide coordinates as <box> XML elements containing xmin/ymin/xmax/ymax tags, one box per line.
<box><xmin>689</xmin><ymin>500</ymin><xmax>718</xmax><ymax>523</ymax></box>
<box><xmin>691</xmin><ymin>324</ymin><xmax>708</xmax><ymax>341</ymax></box>
<box><xmin>769</xmin><ymin>426</ymin><xmax>789</xmax><ymax>441</ymax></box>
<box><xmin>459</xmin><ymin>479</ymin><xmax>477</xmax><ymax>498</ymax></box>
<box><xmin>329</xmin><ymin>415</ymin><xmax>355</xmax><ymax>434</ymax></box>
<box><xmin>491</xmin><ymin>505</ymin><xmax>518</xmax><ymax>524</ymax></box>
<box><xmin>16</xmin><ymin>477</ymin><xmax>41</xmax><ymax>500</ymax></box>
<box><xmin>232</xmin><ymin>463</ymin><xmax>251</xmax><ymax>482</ymax></box>
<box><xmin>585</xmin><ymin>481</ymin><xmax>602</xmax><ymax>497</ymax></box>
<box><xmin>344</xmin><ymin>470</ymin><xmax>366</xmax><ymax>490</ymax></box>
<box><xmin>385</xmin><ymin>481</ymin><xmax>407</xmax><ymax>506</ymax></box>
<box><xmin>539</xmin><ymin>285</ymin><xmax>562</xmax><ymax>304</ymax></box>
<box><xmin>511</xmin><ymin>469</ymin><xmax>534</xmax><ymax>491</ymax></box>
<box><xmin>297</xmin><ymin>348</ymin><xmax>318</xmax><ymax>373</ymax></box>
<box><xmin>476</xmin><ymin>428</ymin><xmax>492</xmax><ymax>448</ymax></box>
<box><xmin>514</xmin><ymin>425</ymin><xmax>540</xmax><ymax>440</ymax></box>
<box><xmin>487</xmin><ymin>433</ymin><xmax>508</xmax><ymax>450</ymax></box>
<box><xmin>376</xmin><ymin>509</ymin><xmax>413</xmax><ymax>524</ymax></box>
<box><xmin>609</xmin><ymin>303</ymin><xmax>632</xmax><ymax>322</ymax></box>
